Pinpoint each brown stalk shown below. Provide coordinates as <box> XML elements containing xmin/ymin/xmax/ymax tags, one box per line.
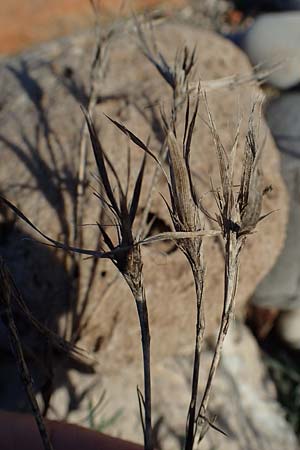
<box><xmin>89</xmin><ymin>113</ymin><xmax>156</xmax><ymax>450</ymax></box>
<box><xmin>130</xmin><ymin>26</ymin><xmax>210</xmax><ymax>448</ymax></box>
<box><xmin>82</xmin><ymin>110</ymin><xmax>154</xmax><ymax>450</ymax></box>
<box><xmin>118</xmin><ymin>107</ymin><xmax>210</xmax><ymax>449</ymax></box>
<box><xmin>79</xmin><ymin>108</ymin><xmax>218</xmax><ymax>450</ymax></box>
<box><xmin>195</xmin><ymin>96</ymin><xmax>265</xmax><ymax>443</ymax></box>
<box><xmin>162</xmin><ymin>97</ymin><xmax>207</xmax><ymax>450</ymax></box>
<box><xmin>122</xmin><ymin>245</ymin><xmax>153</xmax><ymax>450</ymax></box>
<box><xmin>197</xmin><ymin>229</ymin><xmax>243</xmax><ymax>436</ymax></box>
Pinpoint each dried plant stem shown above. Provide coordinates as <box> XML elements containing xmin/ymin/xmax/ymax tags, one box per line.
<box><xmin>123</xmin><ymin>246</ymin><xmax>153</xmax><ymax>450</ymax></box>
<box><xmin>185</xmin><ymin>263</ymin><xmax>205</xmax><ymax>450</ymax></box>
<box><xmin>0</xmin><ymin>260</ymin><xmax>53</xmax><ymax>450</ymax></box>
<box><xmin>135</xmin><ymin>291</ymin><xmax>153</xmax><ymax>450</ymax></box>
<box><xmin>197</xmin><ymin>232</ymin><xmax>242</xmax><ymax>429</ymax></box>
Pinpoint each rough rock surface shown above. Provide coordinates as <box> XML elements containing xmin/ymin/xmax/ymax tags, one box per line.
<box><xmin>0</xmin><ymin>22</ymin><xmax>288</xmax><ymax>371</ymax></box>
<box><xmin>47</xmin><ymin>322</ymin><xmax>299</xmax><ymax>450</ymax></box>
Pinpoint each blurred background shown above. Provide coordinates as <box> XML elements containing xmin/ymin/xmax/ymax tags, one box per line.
<box><xmin>0</xmin><ymin>0</ymin><xmax>186</xmax><ymax>55</ymax></box>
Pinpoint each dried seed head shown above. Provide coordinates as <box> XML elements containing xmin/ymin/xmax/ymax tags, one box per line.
<box><xmin>167</xmin><ymin>129</ymin><xmax>199</xmax><ymax>231</ymax></box>
<box><xmin>238</xmin><ymin>99</ymin><xmax>264</xmax><ymax>235</ymax></box>
<box><xmin>163</xmin><ymin>94</ymin><xmax>204</xmax><ymax>238</ymax></box>
<box><xmin>205</xmin><ymin>94</ymin><xmax>266</xmax><ymax>238</ymax></box>
<box><xmin>135</xmin><ymin>17</ymin><xmax>196</xmax><ymax>106</ymax></box>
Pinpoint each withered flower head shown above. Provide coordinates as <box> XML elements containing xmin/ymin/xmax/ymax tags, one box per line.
<box><xmin>204</xmin><ymin>94</ymin><xmax>266</xmax><ymax>240</ymax></box>
<box><xmin>83</xmin><ymin>109</ymin><xmax>147</xmax><ymax>275</ymax></box>
<box><xmin>163</xmin><ymin>96</ymin><xmax>203</xmax><ymax>262</ymax></box>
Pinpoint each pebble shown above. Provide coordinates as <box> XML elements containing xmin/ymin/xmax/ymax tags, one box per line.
<box><xmin>231</xmin><ymin>13</ymin><xmax>300</xmax><ymax>89</ymax></box>
<box><xmin>252</xmin><ymin>93</ymin><xmax>300</xmax><ymax>346</ymax></box>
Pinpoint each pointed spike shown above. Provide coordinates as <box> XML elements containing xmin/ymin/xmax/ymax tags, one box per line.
<box><xmin>105</xmin><ymin>113</ymin><xmax>170</xmax><ymax>183</ymax></box>
<box><xmin>185</xmin><ymin>94</ymin><xmax>199</xmax><ymax>162</ymax></box>
<box><xmin>0</xmin><ymin>196</ymin><xmax>114</xmax><ymax>259</ymax></box>
<box><xmin>97</xmin><ymin>222</ymin><xmax>114</xmax><ymax>250</ymax></box>
<box><xmin>136</xmin><ymin>386</ymin><xmax>146</xmax><ymax>437</ymax></box>
<box><xmin>81</xmin><ymin>107</ymin><xmax>120</xmax><ymax>216</ymax></box>
<box><xmin>104</xmin><ymin>114</ymin><xmax>160</xmax><ymax>164</ymax></box>
<box><xmin>129</xmin><ymin>154</ymin><xmax>147</xmax><ymax>224</ymax></box>
<box><xmin>139</xmin><ymin>229</ymin><xmax>220</xmax><ymax>245</ymax></box>
<box><xmin>183</xmin><ymin>95</ymin><xmax>190</xmax><ymax>148</ymax></box>
<box><xmin>186</xmin><ymin>45</ymin><xmax>197</xmax><ymax>76</ymax></box>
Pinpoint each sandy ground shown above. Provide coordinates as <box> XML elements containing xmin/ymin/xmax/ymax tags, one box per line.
<box><xmin>0</xmin><ymin>0</ymin><xmax>186</xmax><ymax>55</ymax></box>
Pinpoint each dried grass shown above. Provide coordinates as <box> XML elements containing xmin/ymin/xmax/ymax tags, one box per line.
<box><xmin>0</xmin><ymin>14</ymin><xmax>271</xmax><ymax>450</ymax></box>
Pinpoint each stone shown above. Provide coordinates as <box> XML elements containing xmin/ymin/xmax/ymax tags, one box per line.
<box><xmin>252</xmin><ymin>92</ymin><xmax>300</xmax><ymax>346</ymax></box>
<box><xmin>236</xmin><ymin>13</ymin><xmax>300</xmax><ymax>89</ymax></box>
<box><xmin>0</xmin><ymin>22</ymin><xmax>288</xmax><ymax>372</ymax></box>
<box><xmin>47</xmin><ymin>322</ymin><xmax>298</xmax><ymax>450</ymax></box>
<box><xmin>277</xmin><ymin>309</ymin><xmax>300</xmax><ymax>349</ymax></box>
<box><xmin>253</xmin><ymin>93</ymin><xmax>300</xmax><ymax>310</ymax></box>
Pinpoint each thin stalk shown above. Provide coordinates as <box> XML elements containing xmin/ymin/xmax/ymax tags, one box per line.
<box><xmin>185</xmin><ymin>263</ymin><xmax>205</xmax><ymax>450</ymax></box>
<box><xmin>135</xmin><ymin>288</ymin><xmax>153</xmax><ymax>450</ymax></box>
<box><xmin>196</xmin><ymin>231</ymin><xmax>242</xmax><ymax>435</ymax></box>
<box><xmin>123</xmin><ymin>246</ymin><xmax>153</xmax><ymax>450</ymax></box>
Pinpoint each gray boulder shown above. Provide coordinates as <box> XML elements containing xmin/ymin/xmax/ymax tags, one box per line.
<box><xmin>237</xmin><ymin>13</ymin><xmax>300</xmax><ymax>89</ymax></box>
<box><xmin>253</xmin><ymin>92</ymin><xmax>300</xmax><ymax>346</ymax></box>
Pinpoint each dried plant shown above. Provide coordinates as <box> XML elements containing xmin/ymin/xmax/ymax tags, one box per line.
<box><xmin>0</xmin><ymin>16</ymin><xmax>272</xmax><ymax>450</ymax></box>
<box><xmin>82</xmin><ymin>110</ymin><xmax>154</xmax><ymax>450</ymax></box>
<box><xmin>1</xmin><ymin>108</ymin><xmax>154</xmax><ymax>449</ymax></box>
<box><xmin>161</xmin><ymin>97</ymin><xmax>206</xmax><ymax>450</ymax></box>
<box><xmin>106</xmin><ymin>102</ymin><xmax>219</xmax><ymax>450</ymax></box>
<box><xmin>105</xmin><ymin>22</ymin><xmax>268</xmax><ymax>447</ymax></box>
<box><xmin>137</xmin><ymin>22</ymin><xmax>269</xmax><ymax>447</ymax></box>
<box><xmin>135</xmin><ymin>16</ymin><xmax>196</xmax><ymax>119</ymax></box>
<box><xmin>195</xmin><ymin>94</ymin><xmax>266</xmax><ymax>444</ymax></box>
<box><xmin>0</xmin><ymin>106</ymin><xmax>218</xmax><ymax>450</ymax></box>
<box><xmin>105</xmin><ymin>94</ymin><xmax>266</xmax><ymax>448</ymax></box>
